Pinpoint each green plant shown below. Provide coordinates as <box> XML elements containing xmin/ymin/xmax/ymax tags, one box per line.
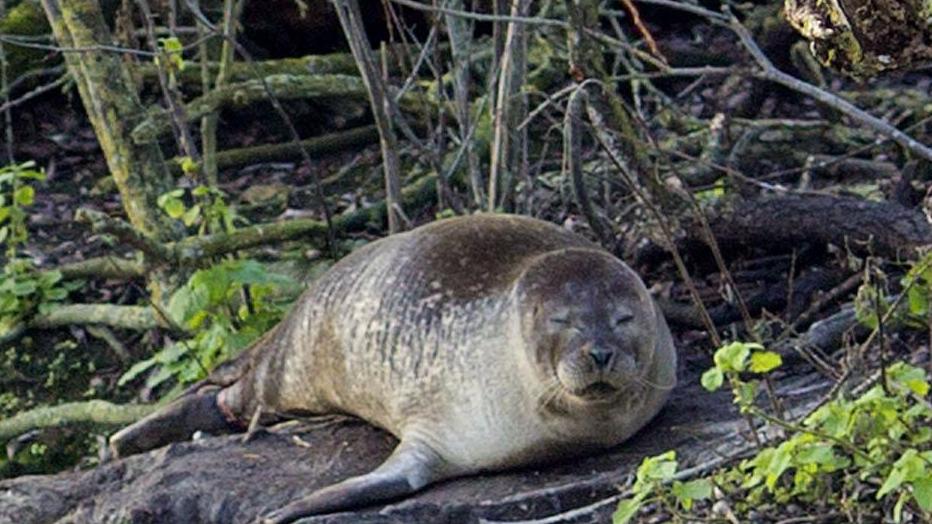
<box><xmin>613</xmin><ymin>451</ymin><xmax>712</xmax><ymax>523</ymax></box>
<box><xmin>0</xmin><ymin>162</ymin><xmax>77</xmax><ymax>330</ymax></box>
<box><xmin>615</xmin><ymin>342</ymin><xmax>932</xmax><ymax>523</ymax></box>
<box><xmin>118</xmin><ymin>259</ymin><xmax>298</xmax><ymax>389</ymax></box>
<box><xmin>158</xmin><ymin>185</ymin><xmax>239</xmax><ymax>235</ymax></box>
<box><xmin>0</xmin><ymin>161</ymin><xmax>44</xmax><ymax>257</ymax></box>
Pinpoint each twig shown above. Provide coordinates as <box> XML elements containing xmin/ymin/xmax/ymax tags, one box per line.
<box><xmin>587</xmin><ymin>103</ymin><xmax>721</xmax><ymax>349</ymax></box>
<box><xmin>725</xmin><ymin>9</ymin><xmax>932</xmax><ymax>163</ymax></box>
<box><xmin>135</xmin><ymin>0</ymin><xmax>201</xmax><ymax>168</ymax></box>
<box><xmin>0</xmin><ymin>72</ymin><xmax>71</xmax><ymax>113</ymax></box>
<box><xmin>488</xmin><ymin>0</ymin><xmax>530</xmax><ymax>211</ymax></box>
<box><xmin>564</xmin><ymin>83</ymin><xmax>611</xmax><ymax>246</ymax></box>
<box><xmin>388</xmin><ymin>0</ymin><xmax>565</xmax><ymax>27</ymax></box>
<box><xmin>333</xmin><ymin>0</ymin><xmax>405</xmax><ymax>233</ymax></box>
<box><xmin>0</xmin><ymin>0</ymin><xmax>13</xmax><ymax>164</ymax></box>
<box><xmin>618</xmin><ymin>0</ymin><xmax>665</xmax><ymax>62</ymax></box>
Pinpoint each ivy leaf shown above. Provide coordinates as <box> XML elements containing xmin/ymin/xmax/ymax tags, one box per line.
<box><xmin>162</xmin><ymin>198</ymin><xmax>185</xmax><ymax>219</ymax></box>
<box><xmin>701</xmin><ymin>367</ymin><xmax>724</xmax><ymax>391</ymax></box>
<box><xmin>749</xmin><ymin>351</ymin><xmax>782</xmax><ymax>373</ymax></box>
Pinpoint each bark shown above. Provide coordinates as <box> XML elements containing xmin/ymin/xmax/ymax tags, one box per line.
<box><xmin>785</xmin><ymin>0</ymin><xmax>932</xmax><ymax>77</ymax></box>
<box><xmin>30</xmin><ymin>304</ymin><xmax>161</xmax><ymax>331</ymax></box>
<box><xmin>698</xmin><ymin>193</ymin><xmax>932</xmax><ymax>258</ymax></box>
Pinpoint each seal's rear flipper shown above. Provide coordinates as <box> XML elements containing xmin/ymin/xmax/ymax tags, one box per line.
<box><xmin>109</xmin><ymin>388</ymin><xmax>239</xmax><ymax>458</ymax></box>
<box><xmin>260</xmin><ymin>440</ymin><xmax>446</xmax><ymax>524</ymax></box>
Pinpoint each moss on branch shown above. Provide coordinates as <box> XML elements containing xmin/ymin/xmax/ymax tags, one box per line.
<box><xmin>0</xmin><ymin>400</ymin><xmax>157</xmax><ymax>443</ymax></box>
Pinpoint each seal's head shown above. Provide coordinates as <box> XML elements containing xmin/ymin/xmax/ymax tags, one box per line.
<box><xmin>513</xmin><ymin>248</ymin><xmax>658</xmax><ymax>409</ymax></box>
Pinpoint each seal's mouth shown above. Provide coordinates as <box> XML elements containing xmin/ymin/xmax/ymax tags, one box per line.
<box><xmin>575</xmin><ymin>381</ymin><xmax>619</xmax><ymax>401</ymax></box>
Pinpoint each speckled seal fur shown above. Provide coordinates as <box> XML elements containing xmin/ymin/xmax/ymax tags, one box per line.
<box><xmin>110</xmin><ymin>214</ymin><xmax>677</xmax><ymax>524</ymax></box>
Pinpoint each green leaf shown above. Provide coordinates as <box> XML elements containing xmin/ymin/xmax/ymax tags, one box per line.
<box><xmin>182</xmin><ymin>204</ymin><xmax>201</xmax><ymax>227</ymax></box>
<box><xmin>672</xmin><ymin>478</ymin><xmax>712</xmax><ymax>510</ymax></box>
<box><xmin>118</xmin><ymin>357</ymin><xmax>158</xmax><ymax>386</ymax></box>
<box><xmin>38</xmin><ymin>270</ymin><xmax>62</xmax><ymax>287</ymax></box>
<box><xmin>894</xmin><ymin>491</ymin><xmax>907</xmax><ymax>523</ymax></box>
<box><xmin>701</xmin><ymin>367</ymin><xmax>724</xmax><ymax>391</ymax></box>
<box><xmin>907</xmin><ymin>286</ymin><xmax>928</xmax><ymax>317</ymax></box>
<box><xmin>879</xmin><ymin>449</ymin><xmax>925</xmax><ymax>499</ymax></box>
<box><xmin>43</xmin><ymin>287</ymin><xmax>67</xmax><ymax>301</ymax></box>
<box><xmin>713</xmin><ymin>341</ymin><xmax>761</xmax><ymax>372</ymax></box>
<box><xmin>735</xmin><ymin>380</ymin><xmax>759</xmax><ymax>408</ymax></box>
<box><xmin>765</xmin><ymin>441</ymin><xmax>794</xmax><ymax>491</ymax></box>
<box><xmin>12</xmin><ymin>279</ymin><xmax>36</xmax><ymax>296</ymax></box>
<box><xmin>636</xmin><ymin>450</ymin><xmax>677</xmax><ymax>487</ymax></box>
<box><xmin>749</xmin><ymin>351</ymin><xmax>782</xmax><ymax>373</ymax></box>
<box><xmin>612</xmin><ymin>496</ymin><xmax>644</xmax><ymax>524</ymax></box>
<box><xmin>157</xmin><ymin>189</ymin><xmax>185</xmax><ymax>207</ymax></box>
<box><xmin>888</xmin><ymin>363</ymin><xmax>930</xmax><ymax>396</ymax></box>
<box><xmin>913</xmin><ymin>478</ymin><xmax>932</xmax><ymax>511</ymax></box>
<box><xmin>13</xmin><ymin>186</ymin><xmax>34</xmax><ymax>206</ymax></box>
<box><xmin>162</xmin><ymin>198</ymin><xmax>185</xmax><ymax>219</ymax></box>
<box><xmin>178</xmin><ymin>156</ymin><xmax>198</xmax><ymax>175</ymax></box>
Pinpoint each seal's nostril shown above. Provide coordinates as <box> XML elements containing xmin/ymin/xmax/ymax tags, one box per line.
<box><xmin>589</xmin><ymin>348</ymin><xmax>613</xmax><ymax>369</ymax></box>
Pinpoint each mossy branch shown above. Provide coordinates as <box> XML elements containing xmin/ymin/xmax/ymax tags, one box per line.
<box><xmin>56</xmin><ymin>256</ymin><xmax>146</xmax><ymax>280</ymax></box>
<box><xmin>168</xmin><ymin>125</ymin><xmax>379</xmax><ymax>176</ymax></box>
<box><xmin>173</xmin><ymin>173</ymin><xmax>438</xmax><ymax>259</ymax></box>
<box><xmin>135</xmin><ymin>52</ymin><xmax>360</xmax><ymax>86</ymax></box>
<box><xmin>30</xmin><ymin>304</ymin><xmax>161</xmax><ymax>331</ymax></box>
<box><xmin>131</xmin><ymin>74</ymin><xmax>370</xmax><ymax>144</ymax></box>
<box><xmin>0</xmin><ymin>401</ymin><xmax>158</xmax><ymax>443</ymax></box>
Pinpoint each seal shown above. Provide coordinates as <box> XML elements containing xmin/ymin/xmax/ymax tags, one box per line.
<box><xmin>109</xmin><ymin>213</ymin><xmax>677</xmax><ymax>523</ymax></box>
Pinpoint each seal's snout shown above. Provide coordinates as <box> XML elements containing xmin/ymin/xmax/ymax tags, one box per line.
<box><xmin>588</xmin><ymin>347</ymin><xmax>614</xmax><ymax>369</ymax></box>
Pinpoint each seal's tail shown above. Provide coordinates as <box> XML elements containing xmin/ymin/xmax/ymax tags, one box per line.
<box><xmin>109</xmin><ymin>387</ymin><xmax>238</xmax><ymax>458</ymax></box>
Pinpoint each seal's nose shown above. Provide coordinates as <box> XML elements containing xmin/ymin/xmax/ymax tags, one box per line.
<box><xmin>588</xmin><ymin>347</ymin><xmax>614</xmax><ymax>369</ymax></box>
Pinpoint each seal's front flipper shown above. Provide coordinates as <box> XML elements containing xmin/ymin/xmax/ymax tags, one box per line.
<box><xmin>109</xmin><ymin>387</ymin><xmax>238</xmax><ymax>458</ymax></box>
<box><xmin>260</xmin><ymin>439</ymin><xmax>446</xmax><ymax>524</ymax></box>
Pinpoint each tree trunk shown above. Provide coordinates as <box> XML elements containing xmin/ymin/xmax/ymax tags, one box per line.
<box><xmin>40</xmin><ymin>0</ymin><xmax>177</xmax><ymax>241</ymax></box>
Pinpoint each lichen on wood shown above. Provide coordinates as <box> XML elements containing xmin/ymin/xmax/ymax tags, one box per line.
<box><xmin>0</xmin><ymin>400</ymin><xmax>158</xmax><ymax>443</ymax></box>
<box><xmin>784</xmin><ymin>0</ymin><xmax>932</xmax><ymax>77</ymax></box>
